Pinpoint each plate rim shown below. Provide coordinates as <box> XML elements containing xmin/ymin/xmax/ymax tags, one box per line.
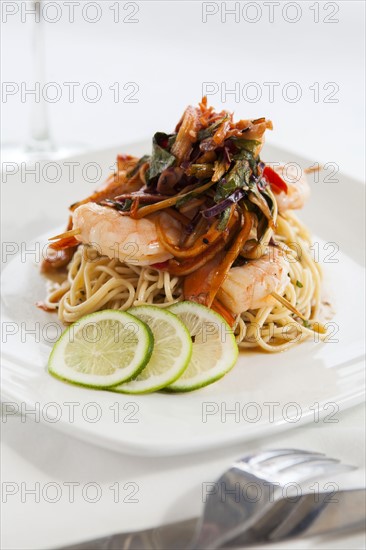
<box><xmin>1</xmin><ymin>140</ymin><xmax>365</xmax><ymax>456</ymax></box>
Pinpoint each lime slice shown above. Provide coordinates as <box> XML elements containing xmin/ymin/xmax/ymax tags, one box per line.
<box><xmin>166</xmin><ymin>302</ymin><xmax>238</xmax><ymax>392</ymax></box>
<box><xmin>48</xmin><ymin>310</ymin><xmax>153</xmax><ymax>388</ymax></box>
<box><xmin>112</xmin><ymin>305</ymin><xmax>192</xmax><ymax>394</ymax></box>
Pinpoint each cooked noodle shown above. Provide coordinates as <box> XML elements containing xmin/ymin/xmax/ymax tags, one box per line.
<box><xmin>42</xmin><ymin>100</ymin><xmax>328</xmax><ymax>355</ymax></box>
<box><xmin>45</xmin><ymin>211</ymin><xmax>323</xmax><ymax>352</ymax></box>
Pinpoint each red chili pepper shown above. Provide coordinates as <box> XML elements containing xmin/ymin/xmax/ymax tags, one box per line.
<box><xmin>263</xmin><ymin>166</ymin><xmax>288</xmax><ymax>194</ymax></box>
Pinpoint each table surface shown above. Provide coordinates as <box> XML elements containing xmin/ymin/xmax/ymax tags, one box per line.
<box><xmin>1</xmin><ymin>2</ymin><xmax>365</xmax><ymax>549</ymax></box>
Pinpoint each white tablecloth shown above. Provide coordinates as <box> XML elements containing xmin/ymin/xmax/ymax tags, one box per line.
<box><xmin>1</xmin><ymin>405</ymin><xmax>365</xmax><ymax>549</ymax></box>
<box><xmin>1</xmin><ymin>2</ymin><xmax>365</xmax><ymax>548</ymax></box>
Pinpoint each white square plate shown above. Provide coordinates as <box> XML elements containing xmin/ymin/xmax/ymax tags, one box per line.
<box><xmin>1</xmin><ymin>141</ymin><xmax>365</xmax><ymax>455</ymax></box>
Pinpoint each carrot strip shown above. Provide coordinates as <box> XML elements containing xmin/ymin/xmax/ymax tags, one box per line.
<box><xmin>213</xmin><ymin>119</ymin><xmax>230</xmax><ymax>145</ymax></box>
<box><xmin>49</xmin><ymin>236</ymin><xmax>79</xmax><ymax>251</ymax></box>
<box><xmin>129</xmin><ymin>197</ymin><xmax>140</xmax><ymax>219</ymax></box>
<box><xmin>204</xmin><ymin>211</ymin><xmax>254</xmax><ymax>306</ymax></box>
<box><xmin>211</xmin><ymin>298</ymin><xmax>236</xmax><ymax>327</ymax></box>
<box><xmin>167</xmin><ymin>236</ymin><xmax>229</xmax><ymax>276</ymax></box>
<box><xmin>49</xmin><ymin>228</ymin><xmax>81</xmax><ymax>241</ymax></box>
<box><xmin>157</xmin><ymin>217</ymin><xmax>222</xmax><ymax>259</ymax></box>
<box><xmin>183</xmin><ymin>250</ymin><xmax>225</xmax><ymax>304</ymax></box>
<box><xmin>304</xmin><ymin>165</ymin><xmax>322</xmax><ymax>174</ymax></box>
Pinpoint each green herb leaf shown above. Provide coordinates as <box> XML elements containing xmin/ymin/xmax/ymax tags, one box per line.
<box><xmin>176</xmin><ymin>192</ymin><xmax>195</xmax><ymax>209</ymax></box>
<box><xmin>217</xmin><ymin>206</ymin><xmax>231</xmax><ymax>231</ymax></box>
<box><xmin>176</xmin><ymin>181</ymin><xmax>214</xmax><ymax>208</ymax></box>
<box><xmin>303</xmin><ymin>319</ymin><xmax>311</xmax><ymax>328</ymax></box>
<box><xmin>232</xmin><ymin>139</ymin><xmax>261</xmax><ymax>175</ymax></box>
<box><xmin>214</xmin><ymin>159</ymin><xmax>251</xmax><ymax>201</ymax></box>
<box><xmin>231</xmin><ymin>138</ymin><xmax>261</xmax><ymax>155</ymax></box>
<box><xmin>296</xmin><ymin>280</ymin><xmax>303</xmax><ymax>288</ymax></box>
<box><xmin>103</xmin><ymin>198</ymin><xmax>132</xmax><ymax>212</ymax></box>
<box><xmin>145</xmin><ymin>133</ymin><xmax>176</xmax><ymax>183</ymax></box>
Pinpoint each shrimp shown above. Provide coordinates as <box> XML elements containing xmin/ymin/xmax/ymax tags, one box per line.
<box><xmin>271</xmin><ymin>164</ymin><xmax>310</xmax><ymax>213</ymax></box>
<box><xmin>72</xmin><ymin>203</ymin><xmax>181</xmax><ymax>266</ymax></box>
<box><xmin>217</xmin><ymin>248</ymin><xmax>289</xmax><ymax>314</ymax></box>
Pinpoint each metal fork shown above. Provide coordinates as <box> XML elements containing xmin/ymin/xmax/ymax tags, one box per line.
<box><xmin>191</xmin><ymin>448</ymin><xmax>354</xmax><ymax>549</ymax></box>
<box><xmin>57</xmin><ymin>448</ymin><xmax>355</xmax><ymax>550</ymax></box>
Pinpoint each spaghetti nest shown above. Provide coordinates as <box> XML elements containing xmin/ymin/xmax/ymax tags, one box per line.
<box><xmin>42</xmin><ymin>100</ymin><xmax>328</xmax><ymax>352</ymax></box>
<box><xmin>45</xmin><ymin>211</ymin><xmax>323</xmax><ymax>353</ymax></box>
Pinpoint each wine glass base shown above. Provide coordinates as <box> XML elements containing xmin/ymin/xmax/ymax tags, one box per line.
<box><xmin>1</xmin><ymin>143</ymin><xmax>88</xmax><ymax>166</ymax></box>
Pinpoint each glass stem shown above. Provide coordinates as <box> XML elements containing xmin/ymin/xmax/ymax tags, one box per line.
<box><xmin>26</xmin><ymin>0</ymin><xmax>53</xmax><ymax>153</ymax></box>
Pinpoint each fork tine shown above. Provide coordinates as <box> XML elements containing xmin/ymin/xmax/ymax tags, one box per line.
<box><xmin>194</xmin><ymin>449</ymin><xmax>356</xmax><ymax>550</ymax></box>
<box><xmin>237</xmin><ymin>449</ymin><xmax>324</xmax><ymax>467</ymax></box>
<box><xmin>285</xmin><ymin>462</ymin><xmax>356</xmax><ymax>484</ymax></box>
<box><xmin>276</xmin><ymin>456</ymin><xmax>339</xmax><ymax>473</ymax></box>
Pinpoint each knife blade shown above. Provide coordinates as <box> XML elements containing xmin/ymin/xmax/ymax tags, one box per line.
<box><xmin>227</xmin><ymin>487</ymin><xmax>366</xmax><ymax>547</ymax></box>
<box><xmin>57</xmin><ymin>489</ymin><xmax>365</xmax><ymax>550</ymax></box>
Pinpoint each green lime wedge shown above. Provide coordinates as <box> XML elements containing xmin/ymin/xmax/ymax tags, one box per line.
<box><xmin>111</xmin><ymin>305</ymin><xmax>192</xmax><ymax>394</ymax></box>
<box><xmin>48</xmin><ymin>310</ymin><xmax>153</xmax><ymax>388</ymax></box>
<box><xmin>166</xmin><ymin>302</ymin><xmax>238</xmax><ymax>392</ymax></box>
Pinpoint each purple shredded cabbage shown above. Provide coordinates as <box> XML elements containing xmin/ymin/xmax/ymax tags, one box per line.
<box><xmin>252</xmin><ymin>161</ymin><xmax>268</xmax><ymax>191</ymax></box>
<box><xmin>201</xmin><ymin>189</ymin><xmax>246</xmax><ymax>218</ymax></box>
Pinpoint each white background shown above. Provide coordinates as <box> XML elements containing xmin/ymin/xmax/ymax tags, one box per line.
<box><xmin>1</xmin><ymin>0</ymin><xmax>365</xmax><ymax>178</ymax></box>
<box><xmin>1</xmin><ymin>2</ymin><xmax>365</xmax><ymax>549</ymax></box>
